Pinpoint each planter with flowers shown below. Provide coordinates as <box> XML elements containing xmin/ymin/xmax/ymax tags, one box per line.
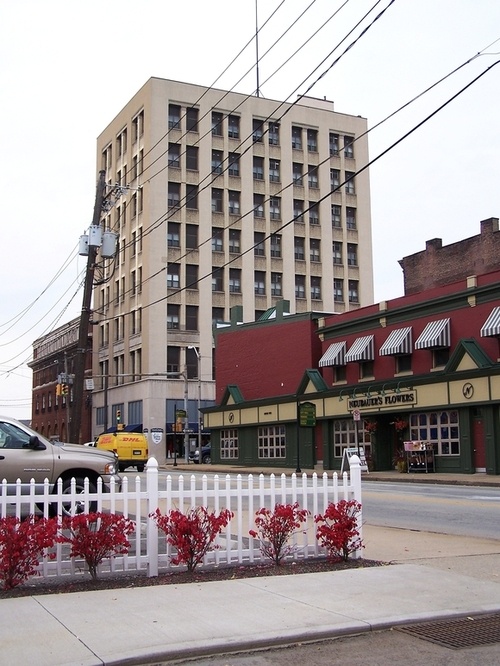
<box><xmin>392</xmin><ymin>417</ymin><xmax>409</xmax><ymax>472</ymax></box>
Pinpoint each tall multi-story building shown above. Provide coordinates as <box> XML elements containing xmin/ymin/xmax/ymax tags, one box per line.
<box><xmin>93</xmin><ymin>77</ymin><xmax>373</xmax><ymax>462</ymax></box>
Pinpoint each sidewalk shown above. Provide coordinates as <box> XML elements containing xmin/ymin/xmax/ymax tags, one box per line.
<box><xmin>2</xmin><ymin>523</ymin><xmax>500</xmax><ymax>666</ymax></box>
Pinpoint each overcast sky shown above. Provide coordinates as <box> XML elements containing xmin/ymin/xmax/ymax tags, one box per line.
<box><xmin>1</xmin><ymin>0</ymin><xmax>499</xmax><ymax>420</ymax></box>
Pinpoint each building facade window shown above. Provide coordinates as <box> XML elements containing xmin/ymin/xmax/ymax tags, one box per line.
<box><xmin>295</xmin><ymin>274</ymin><xmax>306</xmax><ymax>299</ymax></box>
<box><xmin>212</xmin><ymin>149</ymin><xmax>223</xmax><ymax>174</ymax></box>
<box><xmin>168</xmin><ymin>143</ymin><xmax>180</xmax><ymax>167</ymax></box>
<box><xmin>253</xmin><ymin>156</ymin><xmax>264</xmax><ymax>180</ymax></box>
<box><xmin>309</xmin><ymin>202</ymin><xmax>319</xmax><ymax>225</ymax></box>
<box><xmin>168</xmin><ymin>182</ymin><xmax>180</xmax><ymax>208</ymax></box>
<box><xmin>310</xmin><ymin>238</ymin><xmax>320</xmax><ymax>262</ymax></box>
<box><xmin>348</xmin><ymin>279</ymin><xmax>359</xmax><ymax>303</ymax></box>
<box><xmin>212</xmin><ymin>111</ymin><xmax>223</xmax><ymax>136</ymax></box>
<box><xmin>254</xmin><ymin>270</ymin><xmax>266</xmax><ymax>295</ymax></box>
<box><xmin>253</xmin><ymin>193</ymin><xmax>265</xmax><ymax>218</ymax></box>
<box><xmin>269</xmin><ymin>197</ymin><xmax>281</xmax><ymax>220</ymax></box>
<box><xmin>308</xmin><ymin>165</ymin><xmax>319</xmax><ymax>188</ymax></box>
<box><xmin>292</xmin><ymin>162</ymin><xmax>303</xmax><ymax>185</ymax></box>
<box><xmin>212</xmin><ymin>307</ymin><xmax>225</xmax><ymax>326</ymax></box>
<box><xmin>167</xmin><ymin>222</ymin><xmax>180</xmax><ymax>247</ymax></box>
<box><xmin>294</xmin><ymin>236</ymin><xmax>305</xmax><ymax>260</ymax></box>
<box><xmin>228</xmin><ymin>115</ymin><xmax>240</xmax><ymax>138</ymax></box>
<box><xmin>212</xmin><ymin>267</ymin><xmax>223</xmax><ymax>291</ymax></box>
<box><xmin>268</xmin><ymin>122</ymin><xmax>280</xmax><ymax>145</ymax></box>
<box><xmin>166</xmin><ymin>346</ymin><xmax>180</xmax><ymax>374</ymax></box>
<box><xmin>167</xmin><ymin>304</ymin><xmax>180</xmax><ymax>330</ymax></box>
<box><xmin>311</xmin><ymin>276</ymin><xmax>321</xmax><ymax>300</ymax></box>
<box><xmin>409</xmin><ymin>411</ymin><xmax>459</xmax><ymax>456</ymax></box>
<box><xmin>185</xmin><ymin>264</ymin><xmax>198</xmax><ymax>289</ymax></box>
<box><xmin>228</xmin><ymin>228</ymin><xmax>241</xmax><ymax>253</ymax></box>
<box><xmin>293</xmin><ymin>199</ymin><xmax>304</xmax><ymax>221</ymax></box>
<box><xmin>186</xmin><ymin>107</ymin><xmax>199</xmax><ymax>132</ymax></box>
<box><xmin>307</xmin><ymin>128</ymin><xmax>318</xmax><ymax>152</ymax></box>
<box><xmin>228</xmin><ymin>152</ymin><xmax>240</xmax><ymax>177</ymax></box>
<box><xmin>186</xmin><ymin>145</ymin><xmax>198</xmax><ymax>170</ymax></box>
<box><xmin>212</xmin><ymin>228</ymin><xmax>223</xmax><ymax>252</ymax></box>
<box><xmin>229</xmin><ymin>268</ymin><xmax>241</xmax><ymax>293</ymax></box>
<box><xmin>345</xmin><ymin>171</ymin><xmax>356</xmax><ymax>194</ymax></box>
<box><xmin>329</xmin><ymin>132</ymin><xmax>339</xmax><ymax>156</ymax></box>
<box><xmin>269</xmin><ymin>159</ymin><xmax>280</xmax><ymax>182</ymax></box>
<box><xmin>396</xmin><ymin>354</ymin><xmax>412</xmax><ymax>373</ymax></box>
<box><xmin>185</xmin><ymin>305</ymin><xmax>198</xmax><ymax>331</ymax></box>
<box><xmin>252</xmin><ymin>119</ymin><xmax>264</xmax><ymax>142</ymax></box>
<box><xmin>291</xmin><ymin>126</ymin><xmax>302</xmax><ymax>150</ymax></box>
<box><xmin>186</xmin><ymin>184</ymin><xmax>198</xmax><ymax>209</ymax></box>
<box><xmin>344</xmin><ymin>135</ymin><xmax>354</xmax><ymax>158</ymax></box>
<box><xmin>221</xmin><ymin>429</ymin><xmax>239</xmax><ymax>459</ymax></box>
<box><xmin>167</xmin><ymin>264</ymin><xmax>180</xmax><ymax>289</ymax></box>
<box><xmin>271</xmin><ymin>272</ymin><xmax>282</xmax><ymax>296</ymax></box>
<box><xmin>330</xmin><ymin>168</ymin><xmax>340</xmax><ymax>190</ymax></box>
<box><xmin>228</xmin><ymin>190</ymin><xmax>240</xmax><ymax>215</ymax></box>
<box><xmin>347</xmin><ymin>243</ymin><xmax>358</xmax><ymax>266</ymax></box>
<box><xmin>212</xmin><ymin>188</ymin><xmax>223</xmax><ymax>213</ymax></box>
<box><xmin>334</xmin><ymin>278</ymin><xmax>344</xmax><ymax>302</ymax></box>
<box><xmin>258</xmin><ymin>425</ymin><xmax>286</xmax><ymax>458</ymax></box>
<box><xmin>254</xmin><ymin>231</ymin><xmax>265</xmax><ymax>256</ymax></box>
<box><xmin>332</xmin><ymin>204</ymin><xmax>341</xmax><ymax>227</ymax></box>
<box><xmin>270</xmin><ymin>234</ymin><xmax>282</xmax><ymax>257</ymax></box>
<box><xmin>168</xmin><ymin>104</ymin><xmax>181</xmax><ymax>129</ymax></box>
<box><xmin>185</xmin><ymin>224</ymin><xmax>198</xmax><ymax>249</ymax></box>
<box><xmin>346</xmin><ymin>207</ymin><xmax>357</xmax><ymax>229</ymax></box>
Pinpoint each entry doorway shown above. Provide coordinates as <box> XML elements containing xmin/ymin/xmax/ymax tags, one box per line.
<box><xmin>472</xmin><ymin>410</ymin><xmax>486</xmax><ymax>472</ymax></box>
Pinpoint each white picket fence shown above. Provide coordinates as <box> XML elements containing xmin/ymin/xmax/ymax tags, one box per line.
<box><xmin>0</xmin><ymin>456</ymin><xmax>363</xmax><ymax>582</ymax></box>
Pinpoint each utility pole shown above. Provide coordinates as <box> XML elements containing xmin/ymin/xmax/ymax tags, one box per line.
<box><xmin>69</xmin><ymin>170</ymin><xmax>107</xmax><ymax>443</ymax></box>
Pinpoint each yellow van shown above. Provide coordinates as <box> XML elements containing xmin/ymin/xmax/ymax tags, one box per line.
<box><xmin>96</xmin><ymin>430</ymin><xmax>148</xmax><ymax>472</ymax></box>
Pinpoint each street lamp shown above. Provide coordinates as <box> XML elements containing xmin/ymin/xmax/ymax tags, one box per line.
<box><xmin>188</xmin><ymin>346</ymin><xmax>202</xmax><ymax>462</ymax></box>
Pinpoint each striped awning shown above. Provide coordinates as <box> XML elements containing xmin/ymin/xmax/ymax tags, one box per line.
<box><xmin>480</xmin><ymin>306</ymin><xmax>500</xmax><ymax>337</ymax></box>
<box><xmin>345</xmin><ymin>335</ymin><xmax>374</xmax><ymax>363</ymax></box>
<box><xmin>379</xmin><ymin>327</ymin><xmax>413</xmax><ymax>356</ymax></box>
<box><xmin>415</xmin><ymin>318</ymin><xmax>450</xmax><ymax>349</ymax></box>
<box><xmin>318</xmin><ymin>341</ymin><xmax>346</xmax><ymax>367</ymax></box>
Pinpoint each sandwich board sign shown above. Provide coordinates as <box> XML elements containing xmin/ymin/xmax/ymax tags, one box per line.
<box><xmin>341</xmin><ymin>446</ymin><xmax>369</xmax><ymax>474</ymax></box>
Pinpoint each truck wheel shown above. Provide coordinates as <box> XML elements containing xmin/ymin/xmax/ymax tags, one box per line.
<box><xmin>136</xmin><ymin>464</ymin><xmax>145</xmax><ymax>472</ymax></box>
<box><xmin>50</xmin><ymin>477</ymin><xmax>98</xmax><ymax>517</ymax></box>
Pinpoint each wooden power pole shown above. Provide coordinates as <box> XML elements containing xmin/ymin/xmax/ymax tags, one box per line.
<box><xmin>69</xmin><ymin>170</ymin><xmax>107</xmax><ymax>443</ymax></box>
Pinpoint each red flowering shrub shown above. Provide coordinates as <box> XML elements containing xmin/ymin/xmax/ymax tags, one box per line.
<box><xmin>152</xmin><ymin>507</ymin><xmax>233</xmax><ymax>572</ymax></box>
<box><xmin>315</xmin><ymin>500</ymin><xmax>364</xmax><ymax>562</ymax></box>
<box><xmin>0</xmin><ymin>515</ymin><xmax>58</xmax><ymax>590</ymax></box>
<box><xmin>249</xmin><ymin>502</ymin><xmax>310</xmax><ymax>566</ymax></box>
<box><xmin>59</xmin><ymin>512</ymin><xmax>135</xmax><ymax>580</ymax></box>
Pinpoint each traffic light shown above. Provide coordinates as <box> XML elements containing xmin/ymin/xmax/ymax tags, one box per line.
<box><xmin>56</xmin><ymin>384</ymin><xmax>62</xmax><ymax>397</ymax></box>
<box><xmin>61</xmin><ymin>384</ymin><xmax>69</xmax><ymax>396</ymax></box>
<box><xmin>116</xmin><ymin>409</ymin><xmax>121</xmax><ymax>424</ymax></box>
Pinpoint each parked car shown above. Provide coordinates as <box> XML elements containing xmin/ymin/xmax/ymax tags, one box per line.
<box><xmin>0</xmin><ymin>416</ymin><xmax>121</xmax><ymax>515</ymax></box>
<box><xmin>189</xmin><ymin>443</ymin><xmax>211</xmax><ymax>464</ymax></box>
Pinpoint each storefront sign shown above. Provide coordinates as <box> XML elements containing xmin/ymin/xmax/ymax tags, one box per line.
<box><xmin>347</xmin><ymin>390</ymin><xmax>417</xmax><ymax>411</ymax></box>
<box><xmin>298</xmin><ymin>401</ymin><xmax>316</xmax><ymax>427</ymax></box>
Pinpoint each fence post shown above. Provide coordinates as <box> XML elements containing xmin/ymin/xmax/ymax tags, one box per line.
<box><xmin>348</xmin><ymin>454</ymin><xmax>363</xmax><ymax>559</ymax></box>
<box><xmin>146</xmin><ymin>457</ymin><xmax>159</xmax><ymax>577</ymax></box>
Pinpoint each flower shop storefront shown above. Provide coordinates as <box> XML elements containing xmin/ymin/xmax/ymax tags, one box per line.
<box><xmin>322</xmin><ymin>374</ymin><xmax>500</xmax><ymax>474</ymax></box>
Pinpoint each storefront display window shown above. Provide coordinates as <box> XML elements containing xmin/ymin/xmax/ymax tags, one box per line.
<box><xmin>333</xmin><ymin>419</ymin><xmax>372</xmax><ymax>458</ymax></box>
<box><xmin>409</xmin><ymin>411</ymin><xmax>459</xmax><ymax>455</ymax></box>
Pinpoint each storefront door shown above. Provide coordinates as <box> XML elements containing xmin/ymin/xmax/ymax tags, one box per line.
<box><xmin>473</xmin><ymin>415</ymin><xmax>486</xmax><ymax>471</ymax></box>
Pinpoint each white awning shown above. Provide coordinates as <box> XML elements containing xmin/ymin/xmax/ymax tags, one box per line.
<box><xmin>379</xmin><ymin>327</ymin><xmax>413</xmax><ymax>356</ymax></box>
<box><xmin>318</xmin><ymin>341</ymin><xmax>346</xmax><ymax>367</ymax></box>
<box><xmin>480</xmin><ymin>306</ymin><xmax>500</xmax><ymax>337</ymax></box>
<box><xmin>345</xmin><ymin>335</ymin><xmax>374</xmax><ymax>363</ymax></box>
<box><xmin>415</xmin><ymin>318</ymin><xmax>450</xmax><ymax>349</ymax></box>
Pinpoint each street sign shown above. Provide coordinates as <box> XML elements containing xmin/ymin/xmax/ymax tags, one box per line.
<box><xmin>353</xmin><ymin>409</ymin><xmax>361</xmax><ymax>421</ymax></box>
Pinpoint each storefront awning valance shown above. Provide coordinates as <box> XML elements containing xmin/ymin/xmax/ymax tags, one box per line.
<box><xmin>318</xmin><ymin>341</ymin><xmax>346</xmax><ymax>367</ymax></box>
<box><xmin>345</xmin><ymin>335</ymin><xmax>374</xmax><ymax>363</ymax></box>
<box><xmin>415</xmin><ymin>318</ymin><xmax>450</xmax><ymax>349</ymax></box>
<box><xmin>480</xmin><ymin>306</ymin><xmax>500</xmax><ymax>337</ymax></box>
<box><xmin>379</xmin><ymin>327</ymin><xmax>413</xmax><ymax>356</ymax></box>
